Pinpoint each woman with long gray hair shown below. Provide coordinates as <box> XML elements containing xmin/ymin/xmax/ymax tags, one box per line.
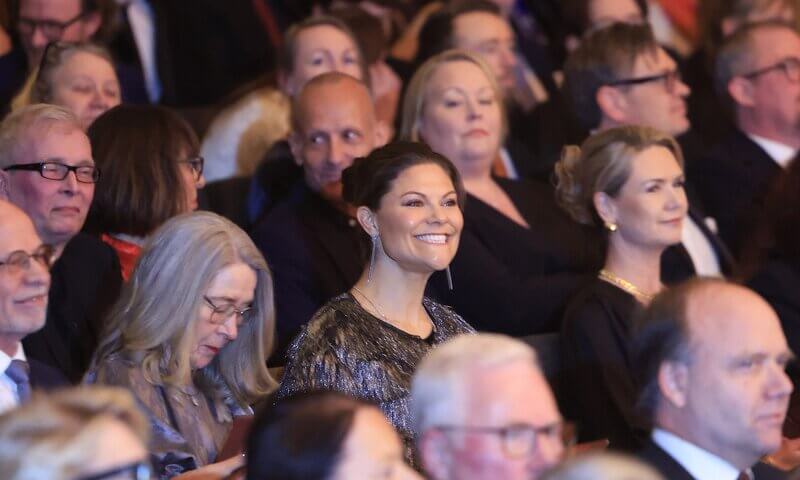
<box><xmin>86</xmin><ymin>212</ymin><xmax>277</xmax><ymax>479</ymax></box>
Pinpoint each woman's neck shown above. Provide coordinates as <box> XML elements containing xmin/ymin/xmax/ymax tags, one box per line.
<box><xmin>603</xmin><ymin>238</ymin><xmax>664</xmax><ymax>297</ymax></box>
<box><xmin>351</xmin><ymin>260</ymin><xmax>431</xmax><ymax>334</ymax></box>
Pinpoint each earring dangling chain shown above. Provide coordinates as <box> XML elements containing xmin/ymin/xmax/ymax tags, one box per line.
<box><xmin>367</xmin><ymin>234</ymin><xmax>378</xmax><ymax>283</ymax></box>
<box><xmin>446</xmin><ymin>266</ymin><xmax>454</xmax><ymax>290</ymax></box>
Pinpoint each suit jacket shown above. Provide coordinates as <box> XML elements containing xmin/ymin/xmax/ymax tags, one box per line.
<box><xmin>29</xmin><ymin>358</ymin><xmax>69</xmax><ymax>391</ymax></box>
<box><xmin>692</xmin><ymin>129</ymin><xmax>783</xmax><ymax>258</ymax></box>
<box><xmin>661</xmin><ymin>207</ymin><xmax>737</xmax><ymax>284</ymax></box>
<box><xmin>251</xmin><ymin>181</ymin><xmax>369</xmax><ymax>364</ymax></box>
<box><xmin>636</xmin><ymin>439</ymin><xmax>790</xmax><ymax>480</ymax></box>
<box><xmin>23</xmin><ymin>234</ymin><xmax>122</xmax><ymax>383</ymax></box>
<box><xmin>427</xmin><ymin>178</ymin><xmax>603</xmax><ymax>335</ymax></box>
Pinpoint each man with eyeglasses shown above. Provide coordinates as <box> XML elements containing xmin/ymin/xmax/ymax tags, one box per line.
<box><xmin>411</xmin><ymin>334</ymin><xmax>566</xmax><ymax>479</ymax></box>
<box><xmin>693</xmin><ymin>20</ymin><xmax>800</xmax><ymax>259</ymax></box>
<box><xmin>0</xmin><ymin>104</ymin><xmax>121</xmax><ymax>383</ymax></box>
<box><xmin>0</xmin><ymin>199</ymin><xmax>66</xmax><ymax>414</ymax></box>
<box><xmin>631</xmin><ymin>278</ymin><xmax>793</xmax><ymax>479</ymax></box>
<box><xmin>563</xmin><ymin>22</ymin><xmax>735</xmax><ymax>285</ymax></box>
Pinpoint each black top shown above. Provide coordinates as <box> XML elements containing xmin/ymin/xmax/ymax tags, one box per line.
<box><xmin>428</xmin><ymin>177</ymin><xmax>603</xmax><ymax>336</ymax></box>
<box><xmin>252</xmin><ymin>181</ymin><xmax>368</xmax><ymax>364</ymax></box>
<box><xmin>560</xmin><ymin>278</ymin><xmax>648</xmax><ymax>450</ymax></box>
<box><xmin>23</xmin><ymin>233</ymin><xmax>122</xmax><ymax>383</ymax></box>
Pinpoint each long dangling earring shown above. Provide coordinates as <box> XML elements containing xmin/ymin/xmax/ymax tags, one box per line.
<box><xmin>367</xmin><ymin>234</ymin><xmax>378</xmax><ymax>283</ymax></box>
<box><xmin>446</xmin><ymin>265</ymin><xmax>454</xmax><ymax>291</ymax></box>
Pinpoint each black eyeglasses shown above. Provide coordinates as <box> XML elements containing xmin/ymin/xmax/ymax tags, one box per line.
<box><xmin>741</xmin><ymin>57</ymin><xmax>800</xmax><ymax>82</ymax></box>
<box><xmin>179</xmin><ymin>156</ymin><xmax>204</xmax><ymax>181</ymax></box>
<box><xmin>436</xmin><ymin>421</ymin><xmax>573</xmax><ymax>458</ymax></box>
<box><xmin>204</xmin><ymin>296</ymin><xmax>253</xmax><ymax>327</ymax></box>
<box><xmin>75</xmin><ymin>461</ymin><xmax>151</xmax><ymax>480</ymax></box>
<box><xmin>0</xmin><ymin>245</ymin><xmax>54</xmax><ymax>274</ymax></box>
<box><xmin>3</xmin><ymin>162</ymin><xmax>100</xmax><ymax>184</ymax></box>
<box><xmin>17</xmin><ymin>12</ymin><xmax>85</xmax><ymax>41</ymax></box>
<box><xmin>607</xmin><ymin>69</ymin><xmax>683</xmax><ymax>93</ymax></box>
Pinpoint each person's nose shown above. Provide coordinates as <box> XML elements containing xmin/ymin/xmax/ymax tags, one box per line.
<box><xmin>767</xmin><ymin>360</ymin><xmax>794</xmax><ymax>400</ymax></box>
<box><xmin>59</xmin><ymin>169</ymin><xmax>80</xmax><ymax>194</ymax></box>
<box><xmin>533</xmin><ymin>434</ymin><xmax>564</xmax><ymax>473</ymax></box>
<box><xmin>219</xmin><ymin>315</ymin><xmax>239</xmax><ymax>341</ymax></box>
<box><xmin>90</xmin><ymin>88</ymin><xmax>108</xmax><ymax>109</ymax></box>
<box><xmin>326</xmin><ymin>137</ymin><xmax>349</xmax><ymax>167</ymax></box>
<box><xmin>196</xmin><ymin>172</ymin><xmax>206</xmax><ymax>189</ymax></box>
<box><xmin>675</xmin><ymin>77</ymin><xmax>691</xmax><ymax>98</ymax></box>
<box><xmin>23</xmin><ymin>257</ymin><xmax>51</xmax><ymax>290</ymax></box>
<box><xmin>30</xmin><ymin>27</ymin><xmax>50</xmax><ymax>50</ymax></box>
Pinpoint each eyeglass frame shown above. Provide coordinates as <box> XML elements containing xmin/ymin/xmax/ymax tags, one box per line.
<box><xmin>606</xmin><ymin>69</ymin><xmax>683</xmax><ymax>93</ymax></box>
<box><xmin>203</xmin><ymin>296</ymin><xmax>253</xmax><ymax>327</ymax></box>
<box><xmin>75</xmin><ymin>460</ymin><xmax>152</xmax><ymax>480</ymax></box>
<box><xmin>740</xmin><ymin>57</ymin><xmax>800</xmax><ymax>82</ymax></box>
<box><xmin>179</xmin><ymin>156</ymin><xmax>205</xmax><ymax>181</ymax></box>
<box><xmin>434</xmin><ymin>420</ymin><xmax>573</xmax><ymax>458</ymax></box>
<box><xmin>2</xmin><ymin>162</ymin><xmax>101</xmax><ymax>184</ymax></box>
<box><xmin>17</xmin><ymin>11</ymin><xmax>86</xmax><ymax>41</ymax></box>
<box><xmin>0</xmin><ymin>244</ymin><xmax>55</xmax><ymax>273</ymax></box>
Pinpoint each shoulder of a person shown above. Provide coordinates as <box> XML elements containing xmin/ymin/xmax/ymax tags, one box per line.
<box><xmin>423</xmin><ymin>297</ymin><xmax>474</xmax><ymax>332</ymax></box>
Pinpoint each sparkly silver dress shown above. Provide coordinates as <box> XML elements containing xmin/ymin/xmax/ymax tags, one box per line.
<box><xmin>277</xmin><ymin>293</ymin><xmax>474</xmax><ymax>455</ymax></box>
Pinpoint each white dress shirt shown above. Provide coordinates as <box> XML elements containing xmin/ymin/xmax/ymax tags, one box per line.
<box><xmin>0</xmin><ymin>343</ymin><xmax>27</xmax><ymax>414</ymax></box>
<box><xmin>749</xmin><ymin>134</ymin><xmax>797</xmax><ymax>169</ymax></box>
<box><xmin>682</xmin><ymin>215</ymin><xmax>723</xmax><ymax>277</ymax></box>
<box><xmin>118</xmin><ymin>0</ymin><xmax>161</xmax><ymax>102</ymax></box>
<box><xmin>652</xmin><ymin>428</ymin><xmax>745</xmax><ymax>480</ymax></box>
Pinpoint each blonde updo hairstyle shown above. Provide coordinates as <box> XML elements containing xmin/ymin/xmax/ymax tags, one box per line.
<box><xmin>554</xmin><ymin>125</ymin><xmax>684</xmax><ymax>227</ymax></box>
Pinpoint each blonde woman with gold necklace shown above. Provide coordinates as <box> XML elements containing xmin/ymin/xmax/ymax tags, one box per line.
<box><xmin>554</xmin><ymin>126</ymin><xmax>688</xmax><ymax>452</ymax></box>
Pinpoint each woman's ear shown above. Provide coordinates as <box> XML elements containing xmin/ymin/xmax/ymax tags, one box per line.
<box><xmin>356</xmin><ymin>206</ymin><xmax>379</xmax><ymax>237</ymax></box>
<box><xmin>593</xmin><ymin>191</ymin><xmax>618</xmax><ymax>226</ymax></box>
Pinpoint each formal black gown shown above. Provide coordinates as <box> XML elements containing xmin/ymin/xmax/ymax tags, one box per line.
<box><xmin>560</xmin><ymin>277</ymin><xmax>648</xmax><ymax>451</ymax></box>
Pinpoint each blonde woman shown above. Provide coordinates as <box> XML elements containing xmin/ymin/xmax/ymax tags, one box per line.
<box><xmin>400</xmin><ymin>49</ymin><xmax>602</xmax><ymax>336</ymax></box>
<box><xmin>13</xmin><ymin>42</ymin><xmax>120</xmax><ymax>130</ymax></box>
<box><xmin>0</xmin><ymin>386</ymin><xmax>150</xmax><ymax>480</ymax></box>
<box><xmin>554</xmin><ymin>126</ymin><xmax>687</xmax><ymax>450</ymax></box>
<box><xmin>87</xmin><ymin>212</ymin><xmax>277</xmax><ymax>478</ymax></box>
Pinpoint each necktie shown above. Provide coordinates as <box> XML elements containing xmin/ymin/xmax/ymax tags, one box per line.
<box><xmin>738</xmin><ymin>469</ymin><xmax>754</xmax><ymax>480</ymax></box>
<box><xmin>6</xmin><ymin>360</ymin><xmax>31</xmax><ymax>404</ymax></box>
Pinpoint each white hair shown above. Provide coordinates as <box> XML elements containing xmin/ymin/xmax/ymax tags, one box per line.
<box><xmin>410</xmin><ymin>333</ymin><xmax>539</xmax><ymax>436</ymax></box>
<box><xmin>541</xmin><ymin>452</ymin><xmax>664</xmax><ymax>480</ymax></box>
<box><xmin>0</xmin><ymin>104</ymin><xmax>82</xmax><ymax>169</ymax></box>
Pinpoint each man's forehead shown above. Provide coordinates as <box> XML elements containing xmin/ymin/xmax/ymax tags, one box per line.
<box><xmin>297</xmin><ymin>89</ymin><xmax>374</xmax><ymax>131</ymax></box>
<box><xmin>0</xmin><ymin>204</ymin><xmax>40</xmax><ymax>254</ymax></box>
<box><xmin>631</xmin><ymin>48</ymin><xmax>675</xmax><ymax>75</ymax></box>
<box><xmin>19</xmin><ymin>0</ymin><xmax>82</xmax><ymax>18</ymax></box>
<box><xmin>453</xmin><ymin>11</ymin><xmax>513</xmax><ymax>41</ymax></box>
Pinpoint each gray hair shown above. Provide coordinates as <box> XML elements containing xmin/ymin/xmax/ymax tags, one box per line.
<box><xmin>541</xmin><ymin>452</ymin><xmax>664</xmax><ymax>480</ymax></box>
<box><xmin>0</xmin><ymin>104</ymin><xmax>82</xmax><ymax>169</ymax></box>
<box><xmin>92</xmin><ymin>212</ymin><xmax>277</xmax><ymax>416</ymax></box>
<box><xmin>410</xmin><ymin>333</ymin><xmax>538</xmax><ymax>436</ymax></box>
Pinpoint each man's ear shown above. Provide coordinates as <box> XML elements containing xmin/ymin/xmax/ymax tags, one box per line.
<box><xmin>356</xmin><ymin>206</ymin><xmax>378</xmax><ymax>237</ymax></box>
<box><xmin>593</xmin><ymin>191</ymin><xmax>618</xmax><ymax>227</ymax></box>
<box><xmin>374</xmin><ymin>119</ymin><xmax>391</xmax><ymax>148</ymax></box>
<box><xmin>658</xmin><ymin>360</ymin><xmax>689</xmax><ymax>408</ymax></box>
<box><xmin>80</xmin><ymin>12</ymin><xmax>102</xmax><ymax>40</ymax></box>
<box><xmin>288</xmin><ymin>132</ymin><xmax>304</xmax><ymax>166</ymax></box>
<box><xmin>596</xmin><ymin>85</ymin><xmax>630</xmax><ymax>124</ymax></box>
<box><xmin>728</xmin><ymin>77</ymin><xmax>756</xmax><ymax>108</ymax></box>
<box><xmin>418</xmin><ymin>430</ymin><xmax>454</xmax><ymax>480</ymax></box>
<box><xmin>0</xmin><ymin>171</ymin><xmax>10</xmax><ymax>200</ymax></box>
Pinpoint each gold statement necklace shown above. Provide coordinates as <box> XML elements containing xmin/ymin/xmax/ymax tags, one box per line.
<box><xmin>598</xmin><ymin>269</ymin><xmax>655</xmax><ymax>303</ymax></box>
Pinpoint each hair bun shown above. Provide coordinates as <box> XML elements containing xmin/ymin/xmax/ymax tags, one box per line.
<box><xmin>554</xmin><ymin>145</ymin><xmax>594</xmax><ymax>225</ymax></box>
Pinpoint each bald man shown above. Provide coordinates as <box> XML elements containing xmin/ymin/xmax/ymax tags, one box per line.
<box><xmin>631</xmin><ymin>278</ymin><xmax>793</xmax><ymax>479</ymax></box>
<box><xmin>0</xmin><ymin>200</ymin><xmax>65</xmax><ymax>413</ymax></box>
<box><xmin>252</xmin><ymin>72</ymin><xmax>388</xmax><ymax>364</ymax></box>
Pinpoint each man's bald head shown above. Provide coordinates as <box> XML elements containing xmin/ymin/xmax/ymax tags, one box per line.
<box><xmin>0</xmin><ymin>199</ymin><xmax>51</xmax><ymax>354</ymax></box>
<box><xmin>288</xmin><ymin>72</ymin><xmax>386</xmax><ymax>206</ymax></box>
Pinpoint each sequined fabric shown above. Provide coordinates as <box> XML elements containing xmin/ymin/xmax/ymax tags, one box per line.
<box><xmin>277</xmin><ymin>293</ymin><xmax>474</xmax><ymax>460</ymax></box>
<box><xmin>86</xmin><ymin>355</ymin><xmax>252</xmax><ymax>479</ymax></box>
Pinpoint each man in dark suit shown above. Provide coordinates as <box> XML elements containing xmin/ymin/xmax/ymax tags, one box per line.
<box><xmin>563</xmin><ymin>22</ymin><xmax>735</xmax><ymax>282</ymax></box>
<box><xmin>631</xmin><ymin>278</ymin><xmax>793</xmax><ymax>479</ymax></box>
<box><xmin>251</xmin><ymin>73</ymin><xmax>388</xmax><ymax>364</ymax></box>
<box><xmin>0</xmin><ymin>104</ymin><xmax>121</xmax><ymax>383</ymax></box>
<box><xmin>693</xmin><ymin>21</ymin><xmax>800</xmax><ymax>258</ymax></box>
<box><xmin>0</xmin><ymin>200</ymin><xmax>67</xmax><ymax>413</ymax></box>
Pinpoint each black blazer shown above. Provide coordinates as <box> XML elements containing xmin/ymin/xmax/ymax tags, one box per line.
<box><xmin>29</xmin><ymin>357</ymin><xmax>69</xmax><ymax>391</ymax></box>
<box><xmin>692</xmin><ymin>129</ymin><xmax>783</xmax><ymax>258</ymax></box>
<box><xmin>428</xmin><ymin>178</ymin><xmax>603</xmax><ymax>335</ymax></box>
<box><xmin>22</xmin><ymin>234</ymin><xmax>122</xmax><ymax>384</ymax></box>
<box><xmin>661</xmin><ymin>207</ymin><xmax>737</xmax><ymax>284</ymax></box>
<box><xmin>636</xmin><ymin>439</ymin><xmax>790</xmax><ymax>480</ymax></box>
<box><xmin>252</xmin><ymin>181</ymin><xmax>369</xmax><ymax>364</ymax></box>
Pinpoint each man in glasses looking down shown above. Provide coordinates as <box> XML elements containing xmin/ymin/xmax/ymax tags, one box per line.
<box><xmin>411</xmin><ymin>334</ymin><xmax>566</xmax><ymax>480</ymax></box>
<box><xmin>0</xmin><ymin>104</ymin><xmax>121</xmax><ymax>383</ymax></box>
<box><xmin>693</xmin><ymin>20</ymin><xmax>800</xmax><ymax>259</ymax></box>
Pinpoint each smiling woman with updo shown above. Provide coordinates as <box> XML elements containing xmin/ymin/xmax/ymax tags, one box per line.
<box><xmin>276</xmin><ymin>141</ymin><xmax>474</xmax><ymax>461</ymax></box>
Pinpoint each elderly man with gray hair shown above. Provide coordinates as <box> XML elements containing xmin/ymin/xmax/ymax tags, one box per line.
<box><xmin>410</xmin><ymin>333</ymin><xmax>565</xmax><ymax>480</ymax></box>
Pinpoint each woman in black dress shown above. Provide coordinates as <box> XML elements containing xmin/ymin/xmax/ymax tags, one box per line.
<box><xmin>554</xmin><ymin>126</ymin><xmax>688</xmax><ymax>450</ymax></box>
<box><xmin>276</xmin><ymin>142</ymin><xmax>474</xmax><ymax>461</ymax></box>
<box><xmin>399</xmin><ymin>49</ymin><xmax>602</xmax><ymax>336</ymax></box>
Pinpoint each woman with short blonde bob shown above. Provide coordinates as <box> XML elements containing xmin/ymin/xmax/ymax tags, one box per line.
<box><xmin>555</xmin><ymin>126</ymin><xmax>688</xmax><ymax>451</ymax></box>
<box><xmin>87</xmin><ymin>211</ymin><xmax>277</xmax><ymax>479</ymax></box>
<box><xmin>0</xmin><ymin>386</ymin><xmax>150</xmax><ymax>480</ymax></box>
<box><xmin>400</xmin><ymin>49</ymin><xmax>601</xmax><ymax>336</ymax></box>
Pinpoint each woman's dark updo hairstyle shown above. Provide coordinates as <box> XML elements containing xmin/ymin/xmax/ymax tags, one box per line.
<box><xmin>246</xmin><ymin>391</ymin><xmax>371</xmax><ymax>480</ymax></box>
<box><xmin>342</xmin><ymin>140</ymin><xmax>466</xmax><ymax>211</ymax></box>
